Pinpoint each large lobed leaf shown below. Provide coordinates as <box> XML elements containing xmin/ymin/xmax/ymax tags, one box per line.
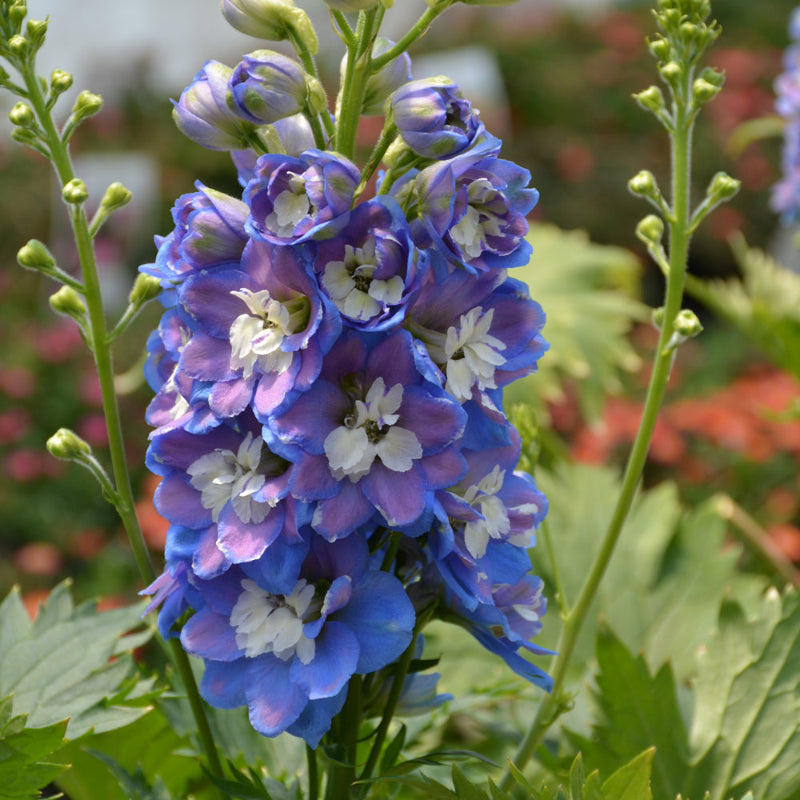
<box><xmin>577</xmin><ymin>588</ymin><xmax>800</xmax><ymax>800</ymax></box>
<box><xmin>510</xmin><ymin>223</ymin><xmax>646</xmax><ymax>421</ymax></box>
<box><xmin>0</xmin><ymin>581</ymin><xmax>156</xmax><ymax>740</ymax></box>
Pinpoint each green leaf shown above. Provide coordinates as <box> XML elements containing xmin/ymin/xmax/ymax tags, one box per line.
<box><xmin>379</xmin><ymin>724</ymin><xmax>406</xmax><ymax>775</ymax></box>
<box><xmin>0</xmin><ymin>581</ymin><xmax>154</xmax><ymax>739</ymax></box>
<box><xmin>600</xmin><ymin>748</ymin><xmax>654</xmax><ymax>800</ymax></box>
<box><xmin>451</xmin><ymin>763</ymin><xmax>490</xmax><ymax>800</ymax></box>
<box><xmin>85</xmin><ymin>750</ymin><xmax>175</xmax><ymax>800</ymax></box>
<box><xmin>0</xmin><ymin>697</ymin><xmax>68</xmax><ymax>799</ymax></box>
<box><xmin>511</xmin><ymin>223</ymin><xmax>645</xmax><ymax>420</ymax></box>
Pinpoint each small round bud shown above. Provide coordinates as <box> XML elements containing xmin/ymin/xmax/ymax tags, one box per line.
<box><xmin>628</xmin><ymin>170</ymin><xmax>658</xmax><ymax>197</ymax></box>
<box><xmin>62</xmin><ymin>178</ymin><xmax>89</xmax><ymax>205</ymax></box>
<box><xmin>648</xmin><ymin>36</ymin><xmax>670</xmax><ymax>62</ymax></box>
<box><xmin>17</xmin><ymin>239</ymin><xmax>56</xmax><ymax>273</ymax></box>
<box><xmin>680</xmin><ymin>21</ymin><xmax>698</xmax><ymax>41</ymax></box>
<box><xmin>9</xmin><ymin>2</ymin><xmax>27</xmax><ymax>25</ymax></box>
<box><xmin>72</xmin><ymin>90</ymin><xmax>103</xmax><ymax>119</ymax></box>
<box><xmin>128</xmin><ymin>273</ymin><xmax>162</xmax><ymax>306</ymax></box>
<box><xmin>636</xmin><ymin>215</ymin><xmax>665</xmax><ymax>246</ymax></box>
<box><xmin>673</xmin><ymin>309</ymin><xmax>703</xmax><ymax>339</ymax></box>
<box><xmin>47</xmin><ymin>428</ymin><xmax>92</xmax><ymax>461</ymax></box>
<box><xmin>659</xmin><ymin>61</ymin><xmax>682</xmax><ymax>84</ymax></box>
<box><xmin>382</xmin><ymin>136</ymin><xmax>413</xmax><ymax>170</ymax></box>
<box><xmin>707</xmin><ymin>172</ymin><xmax>741</xmax><ymax>202</ymax></box>
<box><xmin>99</xmin><ymin>181</ymin><xmax>133</xmax><ymax>212</ymax></box>
<box><xmin>50</xmin><ymin>69</ymin><xmax>74</xmax><ymax>94</ymax></box>
<box><xmin>49</xmin><ymin>285</ymin><xmax>87</xmax><ymax>318</ymax></box>
<box><xmin>8</xmin><ymin>35</ymin><xmax>29</xmax><ymax>57</ymax></box>
<box><xmin>652</xmin><ymin>306</ymin><xmax>666</xmax><ymax>331</ymax></box>
<box><xmin>633</xmin><ymin>85</ymin><xmax>665</xmax><ymax>113</ymax></box>
<box><xmin>9</xmin><ymin>101</ymin><xmax>34</xmax><ymax>127</ymax></box>
<box><xmin>10</xmin><ymin>127</ymin><xmax>38</xmax><ymax>147</ymax></box>
<box><xmin>26</xmin><ymin>18</ymin><xmax>47</xmax><ymax>45</ymax></box>
<box><xmin>692</xmin><ymin>78</ymin><xmax>720</xmax><ymax>104</ymax></box>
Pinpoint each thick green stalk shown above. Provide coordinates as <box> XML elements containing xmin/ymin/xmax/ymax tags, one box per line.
<box><xmin>499</xmin><ymin>63</ymin><xmax>695</xmax><ymax>792</ymax></box>
<box><xmin>20</xmin><ymin>60</ymin><xmax>225</xmax><ymax>787</ymax></box>
<box><xmin>325</xmin><ymin>677</ymin><xmax>363</xmax><ymax>800</ymax></box>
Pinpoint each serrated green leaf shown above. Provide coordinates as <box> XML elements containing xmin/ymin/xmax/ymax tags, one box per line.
<box><xmin>570</xmin><ymin>752</ymin><xmax>586</xmax><ymax>800</ymax></box>
<box><xmin>0</xmin><ymin>581</ymin><xmax>154</xmax><ymax>739</ymax></box>
<box><xmin>86</xmin><ymin>749</ymin><xmax>175</xmax><ymax>800</ymax></box>
<box><xmin>487</xmin><ymin>777</ymin><xmax>514</xmax><ymax>800</ymax></box>
<box><xmin>570</xmin><ymin>626</ymin><xmax>688</xmax><ymax>800</ymax></box>
<box><xmin>600</xmin><ymin>748</ymin><xmax>653</xmax><ymax>800</ymax></box>
<box><xmin>451</xmin><ymin>763</ymin><xmax>490</xmax><ymax>800</ymax></box>
<box><xmin>512</xmin><ymin>223</ymin><xmax>645</xmax><ymax>421</ymax></box>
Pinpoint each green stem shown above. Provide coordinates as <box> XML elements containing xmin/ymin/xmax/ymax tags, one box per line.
<box><xmin>353</xmin><ymin>122</ymin><xmax>397</xmax><ymax>203</ymax></box>
<box><xmin>307</xmin><ymin>745</ymin><xmax>319</xmax><ymax>800</ymax></box>
<box><xmin>334</xmin><ymin>8</ymin><xmax>379</xmax><ymax>160</ymax></box>
<box><xmin>325</xmin><ymin>677</ymin><xmax>363</xmax><ymax>800</ymax></box>
<box><xmin>286</xmin><ymin>26</ymin><xmax>332</xmax><ymax>147</ymax></box>
<box><xmin>19</xmin><ymin>58</ymin><xmax>225</xmax><ymax>787</ymax></box>
<box><xmin>370</xmin><ymin>1</ymin><xmax>454</xmax><ymax>72</ymax></box>
<box><xmin>499</xmin><ymin>61</ymin><xmax>695</xmax><ymax>794</ymax></box>
<box><xmin>540</xmin><ymin>518</ymin><xmax>569</xmax><ymax>617</ymax></box>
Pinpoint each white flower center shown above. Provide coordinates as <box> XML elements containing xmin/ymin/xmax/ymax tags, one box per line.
<box><xmin>321</xmin><ymin>240</ymin><xmax>404</xmax><ymax>323</ymax></box>
<box><xmin>187</xmin><ymin>432</ymin><xmax>281</xmax><ymax>524</ymax></box>
<box><xmin>265</xmin><ymin>173</ymin><xmax>310</xmax><ymax>237</ymax></box>
<box><xmin>323</xmin><ymin>377</ymin><xmax>422</xmax><ymax>480</ymax></box>
<box><xmin>439</xmin><ymin>307</ymin><xmax>507</xmax><ymax>402</ymax></box>
<box><xmin>449</xmin><ymin>178</ymin><xmax>504</xmax><ymax>260</ymax></box>
<box><xmin>230</xmin><ymin>578</ymin><xmax>317</xmax><ymax>663</ymax></box>
<box><xmin>461</xmin><ymin>465</ymin><xmax>511</xmax><ymax>560</ymax></box>
<box><xmin>228</xmin><ymin>288</ymin><xmax>310</xmax><ymax>379</ymax></box>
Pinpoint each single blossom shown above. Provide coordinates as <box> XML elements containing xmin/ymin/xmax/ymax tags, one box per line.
<box><xmin>245</xmin><ymin>150</ymin><xmax>360</xmax><ymax>244</ymax></box>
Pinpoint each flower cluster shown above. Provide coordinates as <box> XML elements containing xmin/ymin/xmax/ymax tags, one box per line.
<box><xmin>772</xmin><ymin>7</ymin><xmax>800</xmax><ymax>221</ymax></box>
<box><xmin>142</xmin><ymin>2</ymin><xmax>551</xmax><ymax>747</ymax></box>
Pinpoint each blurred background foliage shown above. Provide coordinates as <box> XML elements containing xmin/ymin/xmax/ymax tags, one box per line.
<box><xmin>1</xmin><ymin>0</ymin><xmax>799</xmax><ymax>622</ymax></box>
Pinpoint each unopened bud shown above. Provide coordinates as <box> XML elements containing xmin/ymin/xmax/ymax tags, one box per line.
<box><xmin>99</xmin><ymin>181</ymin><xmax>133</xmax><ymax>212</ymax></box>
<box><xmin>47</xmin><ymin>428</ymin><xmax>92</xmax><ymax>460</ymax></box>
<box><xmin>17</xmin><ymin>239</ymin><xmax>56</xmax><ymax>273</ymax></box>
<box><xmin>633</xmin><ymin>85</ymin><xmax>665</xmax><ymax>113</ymax></box>
<box><xmin>648</xmin><ymin>36</ymin><xmax>670</xmax><ymax>61</ymax></box>
<box><xmin>72</xmin><ymin>90</ymin><xmax>103</xmax><ymax>119</ymax></box>
<box><xmin>305</xmin><ymin>76</ymin><xmax>327</xmax><ymax>116</ymax></box>
<box><xmin>636</xmin><ymin>215</ymin><xmax>665</xmax><ymax>246</ymax></box>
<box><xmin>659</xmin><ymin>61</ymin><xmax>682</xmax><ymax>84</ymax></box>
<box><xmin>699</xmin><ymin>67</ymin><xmax>724</xmax><ymax>87</ymax></box>
<box><xmin>673</xmin><ymin>309</ymin><xmax>703</xmax><ymax>339</ymax></box>
<box><xmin>8</xmin><ymin>35</ymin><xmax>29</xmax><ymax>57</ymax></box>
<box><xmin>9</xmin><ymin>101</ymin><xmax>34</xmax><ymax>127</ymax></box>
<box><xmin>680</xmin><ymin>21</ymin><xmax>699</xmax><ymax>42</ymax></box>
<box><xmin>652</xmin><ymin>306</ymin><xmax>666</xmax><ymax>331</ymax></box>
<box><xmin>707</xmin><ymin>172</ymin><xmax>740</xmax><ymax>202</ymax></box>
<box><xmin>383</xmin><ymin>135</ymin><xmax>413</xmax><ymax>169</ymax></box>
<box><xmin>50</xmin><ymin>69</ymin><xmax>73</xmax><ymax>94</ymax></box>
<box><xmin>11</xmin><ymin>127</ymin><xmax>38</xmax><ymax>147</ymax></box>
<box><xmin>128</xmin><ymin>273</ymin><xmax>162</xmax><ymax>306</ymax></box>
<box><xmin>692</xmin><ymin>78</ymin><xmax>720</xmax><ymax>104</ymax></box>
<box><xmin>629</xmin><ymin>170</ymin><xmax>658</xmax><ymax>198</ymax></box>
<box><xmin>62</xmin><ymin>178</ymin><xmax>89</xmax><ymax>205</ymax></box>
<box><xmin>49</xmin><ymin>285</ymin><xmax>87</xmax><ymax>318</ymax></box>
<box><xmin>26</xmin><ymin>18</ymin><xmax>47</xmax><ymax>47</ymax></box>
<box><xmin>9</xmin><ymin>2</ymin><xmax>27</xmax><ymax>28</ymax></box>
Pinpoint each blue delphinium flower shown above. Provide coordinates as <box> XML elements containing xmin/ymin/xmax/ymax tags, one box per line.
<box><xmin>142</xmin><ymin>19</ymin><xmax>553</xmax><ymax>749</ymax></box>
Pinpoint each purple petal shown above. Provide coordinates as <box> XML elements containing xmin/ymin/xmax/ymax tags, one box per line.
<box><xmin>362</xmin><ymin>462</ymin><xmax>427</xmax><ymax>527</ymax></box>
<box><xmin>291</xmin><ymin>620</ymin><xmax>359</xmax><ymax>700</ymax></box>
<box><xmin>245</xmin><ymin>656</ymin><xmax>308</xmax><ymax>736</ymax></box>
<box><xmin>181</xmin><ymin>608</ymin><xmax>241</xmax><ymax>661</ymax></box>
<box><xmin>200</xmin><ymin>659</ymin><xmax>248</xmax><ymax>709</ymax></box>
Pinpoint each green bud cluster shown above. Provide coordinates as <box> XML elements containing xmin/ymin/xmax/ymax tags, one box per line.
<box><xmin>62</xmin><ymin>178</ymin><xmax>89</xmax><ymax>205</ymax></box>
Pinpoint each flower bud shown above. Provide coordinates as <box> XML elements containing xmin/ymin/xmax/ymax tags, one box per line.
<box><xmin>173</xmin><ymin>60</ymin><xmax>254</xmax><ymax>150</ymax></box>
<box><xmin>47</xmin><ymin>428</ymin><xmax>92</xmax><ymax>461</ymax></box>
<box><xmin>17</xmin><ymin>239</ymin><xmax>56</xmax><ymax>273</ymax></box>
<box><xmin>635</xmin><ymin>215</ymin><xmax>664</xmax><ymax>246</ymax></box>
<box><xmin>128</xmin><ymin>273</ymin><xmax>162</xmax><ymax>306</ymax></box>
<box><xmin>659</xmin><ymin>61</ymin><xmax>682</xmax><ymax>85</ymax></box>
<box><xmin>673</xmin><ymin>309</ymin><xmax>703</xmax><ymax>338</ymax></box>
<box><xmin>648</xmin><ymin>36</ymin><xmax>670</xmax><ymax>62</ymax></box>
<box><xmin>8</xmin><ymin>3</ymin><xmax>27</xmax><ymax>30</ymax></box>
<box><xmin>633</xmin><ymin>85</ymin><xmax>665</xmax><ymax>114</ymax></box>
<box><xmin>50</xmin><ymin>69</ymin><xmax>73</xmax><ymax>94</ymax></box>
<box><xmin>9</xmin><ymin>101</ymin><xmax>34</xmax><ymax>127</ymax></box>
<box><xmin>707</xmin><ymin>171</ymin><xmax>740</xmax><ymax>202</ymax></box>
<box><xmin>26</xmin><ymin>18</ymin><xmax>47</xmax><ymax>48</ymax></box>
<box><xmin>692</xmin><ymin>78</ymin><xmax>720</xmax><ymax>104</ymax></box>
<box><xmin>652</xmin><ymin>306</ymin><xmax>666</xmax><ymax>331</ymax></box>
<box><xmin>8</xmin><ymin>35</ymin><xmax>29</xmax><ymax>57</ymax></box>
<box><xmin>305</xmin><ymin>75</ymin><xmax>327</xmax><ymax>116</ymax></box>
<box><xmin>343</xmin><ymin>37</ymin><xmax>411</xmax><ymax>116</ymax></box>
<box><xmin>229</xmin><ymin>50</ymin><xmax>309</xmax><ymax>124</ymax></box>
<box><xmin>49</xmin><ymin>285</ymin><xmax>87</xmax><ymax>318</ymax></box>
<box><xmin>628</xmin><ymin>170</ymin><xmax>658</xmax><ymax>198</ymax></box>
<box><xmin>62</xmin><ymin>178</ymin><xmax>89</xmax><ymax>205</ymax></box>
<box><xmin>72</xmin><ymin>90</ymin><xmax>103</xmax><ymax>120</ymax></box>
<box><xmin>699</xmin><ymin>67</ymin><xmax>724</xmax><ymax>88</ymax></box>
<box><xmin>99</xmin><ymin>181</ymin><xmax>133</xmax><ymax>213</ymax></box>
<box><xmin>10</xmin><ymin>127</ymin><xmax>38</xmax><ymax>147</ymax></box>
<box><xmin>389</xmin><ymin>77</ymin><xmax>485</xmax><ymax>159</ymax></box>
<box><xmin>221</xmin><ymin>0</ymin><xmax>319</xmax><ymax>55</ymax></box>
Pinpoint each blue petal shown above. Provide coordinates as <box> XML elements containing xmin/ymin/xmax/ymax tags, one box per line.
<box><xmin>290</xmin><ymin>620</ymin><xmax>359</xmax><ymax>700</ymax></box>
